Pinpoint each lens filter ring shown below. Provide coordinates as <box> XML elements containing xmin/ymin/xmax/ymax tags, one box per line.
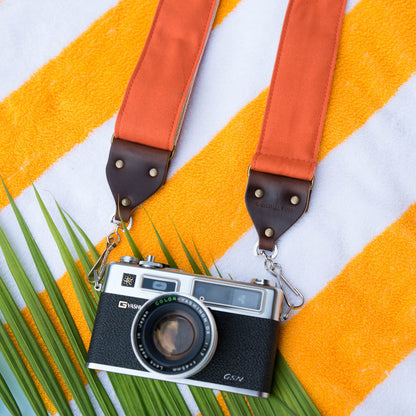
<box><xmin>131</xmin><ymin>293</ymin><xmax>217</xmax><ymax>378</ymax></box>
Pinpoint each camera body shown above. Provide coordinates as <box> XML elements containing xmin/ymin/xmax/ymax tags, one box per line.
<box><xmin>86</xmin><ymin>255</ymin><xmax>283</xmax><ymax>397</ymax></box>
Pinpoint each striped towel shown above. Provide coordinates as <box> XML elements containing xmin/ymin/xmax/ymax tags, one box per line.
<box><xmin>1</xmin><ymin>0</ymin><xmax>416</xmax><ymax>415</ymax></box>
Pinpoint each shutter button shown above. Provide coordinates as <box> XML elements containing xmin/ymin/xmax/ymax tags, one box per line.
<box><xmin>120</xmin><ymin>256</ymin><xmax>139</xmax><ymax>264</ymax></box>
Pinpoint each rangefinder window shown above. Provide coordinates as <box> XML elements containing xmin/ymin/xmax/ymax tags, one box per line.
<box><xmin>193</xmin><ymin>281</ymin><xmax>263</xmax><ymax>311</ymax></box>
<box><xmin>142</xmin><ymin>277</ymin><xmax>177</xmax><ymax>292</ymax></box>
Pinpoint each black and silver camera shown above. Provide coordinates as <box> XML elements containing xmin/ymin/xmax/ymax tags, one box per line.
<box><xmin>86</xmin><ymin>255</ymin><xmax>283</xmax><ymax>397</ymax></box>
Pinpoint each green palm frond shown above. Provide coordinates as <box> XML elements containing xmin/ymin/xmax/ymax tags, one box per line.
<box><xmin>0</xmin><ymin>370</ymin><xmax>22</xmax><ymax>416</ymax></box>
<box><xmin>0</xmin><ymin>181</ymin><xmax>116</xmax><ymax>416</ymax></box>
<box><xmin>171</xmin><ymin>221</ymin><xmax>203</xmax><ymax>274</ymax></box>
<box><xmin>30</xmin><ymin>188</ymin><xmax>181</xmax><ymax>415</ymax></box>
<box><xmin>0</xmin><ymin>225</ymin><xmax>96</xmax><ymax>416</ymax></box>
<box><xmin>0</xmin><ymin>181</ymin><xmax>321</xmax><ymax>416</ymax></box>
<box><xmin>119</xmin><ymin>210</ymin><xmax>144</xmax><ymax>261</ymax></box>
<box><xmin>145</xmin><ymin>209</ymin><xmax>178</xmax><ymax>268</ymax></box>
<box><xmin>192</xmin><ymin>239</ymin><xmax>212</xmax><ymax>276</ymax></box>
<box><xmin>0</xmin><ymin>323</ymin><xmax>47</xmax><ymax>416</ymax></box>
<box><xmin>31</xmin><ymin>185</ymin><xmax>98</xmax><ymax>330</ymax></box>
<box><xmin>63</xmin><ymin>209</ymin><xmax>100</xmax><ymax>262</ymax></box>
<box><xmin>0</xmin><ymin>276</ymin><xmax>71</xmax><ymax>415</ymax></box>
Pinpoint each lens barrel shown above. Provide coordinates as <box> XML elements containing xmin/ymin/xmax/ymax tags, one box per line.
<box><xmin>131</xmin><ymin>294</ymin><xmax>217</xmax><ymax>378</ymax></box>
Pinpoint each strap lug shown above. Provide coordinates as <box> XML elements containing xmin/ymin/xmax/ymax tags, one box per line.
<box><xmin>245</xmin><ymin>170</ymin><xmax>312</xmax><ymax>251</ymax></box>
<box><xmin>106</xmin><ymin>138</ymin><xmax>171</xmax><ymax>222</ymax></box>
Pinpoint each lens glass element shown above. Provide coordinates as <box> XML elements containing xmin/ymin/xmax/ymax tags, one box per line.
<box><xmin>131</xmin><ymin>294</ymin><xmax>217</xmax><ymax>377</ymax></box>
<box><xmin>152</xmin><ymin>312</ymin><xmax>197</xmax><ymax>360</ymax></box>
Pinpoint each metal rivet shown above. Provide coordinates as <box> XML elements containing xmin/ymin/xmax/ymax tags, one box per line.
<box><xmin>115</xmin><ymin>159</ymin><xmax>124</xmax><ymax>169</ymax></box>
<box><xmin>264</xmin><ymin>227</ymin><xmax>274</xmax><ymax>238</ymax></box>
<box><xmin>149</xmin><ymin>168</ymin><xmax>158</xmax><ymax>177</ymax></box>
<box><xmin>121</xmin><ymin>198</ymin><xmax>131</xmax><ymax>207</ymax></box>
<box><xmin>290</xmin><ymin>195</ymin><xmax>300</xmax><ymax>205</ymax></box>
<box><xmin>254</xmin><ymin>188</ymin><xmax>264</xmax><ymax>198</ymax></box>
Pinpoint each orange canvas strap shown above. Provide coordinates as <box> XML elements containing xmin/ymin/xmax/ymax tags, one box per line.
<box><xmin>107</xmin><ymin>0</ymin><xmax>219</xmax><ymax>221</ymax></box>
<box><xmin>246</xmin><ymin>0</ymin><xmax>347</xmax><ymax>251</ymax></box>
<box><xmin>106</xmin><ymin>0</ymin><xmax>346</xmax><ymax>253</ymax></box>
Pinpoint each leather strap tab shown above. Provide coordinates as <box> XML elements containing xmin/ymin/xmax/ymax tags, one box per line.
<box><xmin>251</xmin><ymin>0</ymin><xmax>347</xmax><ymax>181</ymax></box>
<box><xmin>115</xmin><ymin>0</ymin><xmax>219</xmax><ymax>151</ymax></box>
<box><xmin>106</xmin><ymin>138</ymin><xmax>171</xmax><ymax>222</ymax></box>
<box><xmin>245</xmin><ymin>171</ymin><xmax>312</xmax><ymax>251</ymax></box>
<box><xmin>247</xmin><ymin>0</ymin><xmax>346</xmax><ymax>250</ymax></box>
<box><xmin>109</xmin><ymin>0</ymin><xmax>218</xmax><ymax>219</ymax></box>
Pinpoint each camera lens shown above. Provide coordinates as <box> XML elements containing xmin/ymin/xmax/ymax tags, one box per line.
<box><xmin>131</xmin><ymin>294</ymin><xmax>217</xmax><ymax>378</ymax></box>
<box><xmin>152</xmin><ymin>312</ymin><xmax>198</xmax><ymax>360</ymax></box>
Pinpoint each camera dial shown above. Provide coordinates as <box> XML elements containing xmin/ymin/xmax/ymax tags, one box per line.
<box><xmin>131</xmin><ymin>293</ymin><xmax>217</xmax><ymax>378</ymax></box>
<box><xmin>138</xmin><ymin>254</ymin><xmax>166</xmax><ymax>269</ymax></box>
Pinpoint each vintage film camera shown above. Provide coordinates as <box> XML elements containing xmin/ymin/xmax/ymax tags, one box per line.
<box><xmin>86</xmin><ymin>255</ymin><xmax>283</xmax><ymax>397</ymax></box>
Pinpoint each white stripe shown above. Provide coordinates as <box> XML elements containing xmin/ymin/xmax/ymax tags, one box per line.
<box><xmin>169</xmin><ymin>0</ymin><xmax>288</xmax><ymax>175</ymax></box>
<box><xmin>0</xmin><ymin>0</ymin><xmax>359</xmax><ymax>104</ymax></box>
<box><xmin>213</xmin><ymin>72</ymin><xmax>416</xmax><ymax>301</ymax></box>
<box><xmin>351</xmin><ymin>348</ymin><xmax>416</xmax><ymax>416</ymax></box>
<box><xmin>0</xmin><ymin>0</ymin><xmax>119</xmax><ymax>100</ymax></box>
<box><xmin>346</xmin><ymin>0</ymin><xmax>362</xmax><ymax>13</ymax></box>
<box><xmin>0</xmin><ymin>0</ymin><xmax>289</xmax><ymax>306</ymax></box>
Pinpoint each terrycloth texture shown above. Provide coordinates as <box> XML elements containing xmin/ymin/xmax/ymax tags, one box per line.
<box><xmin>0</xmin><ymin>0</ymin><xmax>416</xmax><ymax>415</ymax></box>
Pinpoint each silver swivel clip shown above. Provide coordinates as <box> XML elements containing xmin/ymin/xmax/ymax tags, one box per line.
<box><xmin>88</xmin><ymin>216</ymin><xmax>132</xmax><ymax>291</ymax></box>
<box><xmin>255</xmin><ymin>243</ymin><xmax>304</xmax><ymax>321</ymax></box>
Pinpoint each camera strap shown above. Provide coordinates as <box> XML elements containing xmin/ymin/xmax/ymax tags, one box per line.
<box><xmin>91</xmin><ymin>0</ymin><xmax>347</xmax><ymax>318</ymax></box>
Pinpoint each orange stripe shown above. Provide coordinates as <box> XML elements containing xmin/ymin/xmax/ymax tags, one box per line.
<box><xmin>1</xmin><ymin>0</ymin><xmax>415</xmax><ymax>214</ymax></box>
<box><xmin>1</xmin><ymin>0</ymin><xmax>415</xmax><ymax>210</ymax></box>
<box><xmin>319</xmin><ymin>0</ymin><xmax>416</xmax><ymax>161</ymax></box>
<box><xmin>2</xmin><ymin>0</ymin><xmax>416</xmax><ymax>412</ymax></box>
<box><xmin>279</xmin><ymin>203</ymin><xmax>416</xmax><ymax>416</ymax></box>
<box><xmin>1</xmin><ymin>0</ymin><xmax>415</xmax><ymax>215</ymax></box>
<box><xmin>116</xmin><ymin>0</ymin><xmax>416</xmax><ymax>269</ymax></box>
<box><xmin>0</xmin><ymin>0</ymin><xmax>241</xmax><ymax>210</ymax></box>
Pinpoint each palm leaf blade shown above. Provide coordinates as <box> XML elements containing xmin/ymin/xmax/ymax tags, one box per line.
<box><xmin>221</xmin><ymin>392</ymin><xmax>251</xmax><ymax>416</ymax></box>
<box><xmin>133</xmin><ymin>378</ymin><xmax>166</xmax><ymax>415</ymax></box>
<box><xmin>190</xmin><ymin>386</ymin><xmax>223</xmax><ymax>416</ymax></box>
<box><xmin>0</xmin><ymin>277</ymin><xmax>71</xmax><ymax>415</ymax></box>
<box><xmin>0</xmin><ymin>182</ymin><xmax>117</xmax><ymax>416</ymax></box>
<box><xmin>0</xmin><ymin>324</ymin><xmax>47</xmax><ymax>416</ymax></box>
<box><xmin>119</xmin><ymin>215</ymin><xmax>144</xmax><ymax>261</ymax></box>
<box><xmin>155</xmin><ymin>381</ymin><xmax>191</xmax><ymax>416</ymax></box>
<box><xmin>172</xmin><ymin>224</ymin><xmax>202</xmax><ymax>274</ymax></box>
<box><xmin>31</xmin><ymin>190</ymin><xmax>158</xmax><ymax>415</ymax></box>
<box><xmin>63</xmin><ymin>209</ymin><xmax>100</xmax><ymax>262</ymax></box>
<box><xmin>57</xmin><ymin>204</ymin><xmax>94</xmax><ymax>275</ymax></box>
<box><xmin>31</xmin><ymin>186</ymin><xmax>97</xmax><ymax>330</ymax></box>
<box><xmin>57</xmin><ymin>211</ymin><xmax>154</xmax><ymax>415</ymax></box>
<box><xmin>145</xmin><ymin>210</ymin><xmax>178</xmax><ymax>268</ymax></box>
<box><xmin>272</xmin><ymin>351</ymin><xmax>320</xmax><ymax>415</ymax></box>
<box><xmin>0</xmin><ymin>371</ymin><xmax>22</xmax><ymax>416</ymax></box>
<box><xmin>56</xmin><ymin>204</ymin><xmax>101</xmax><ymax>302</ymax></box>
<box><xmin>0</xmin><ymin>227</ymin><xmax>96</xmax><ymax>416</ymax></box>
<box><xmin>192</xmin><ymin>240</ymin><xmax>211</xmax><ymax>276</ymax></box>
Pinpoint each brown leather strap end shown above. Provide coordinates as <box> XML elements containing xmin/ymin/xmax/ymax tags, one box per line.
<box><xmin>106</xmin><ymin>138</ymin><xmax>171</xmax><ymax>222</ymax></box>
<box><xmin>245</xmin><ymin>170</ymin><xmax>313</xmax><ymax>251</ymax></box>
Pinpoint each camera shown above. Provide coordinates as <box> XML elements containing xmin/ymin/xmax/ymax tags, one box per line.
<box><xmin>86</xmin><ymin>255</ymin><xmax>283</xmax><ymax>397</ymax></box>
